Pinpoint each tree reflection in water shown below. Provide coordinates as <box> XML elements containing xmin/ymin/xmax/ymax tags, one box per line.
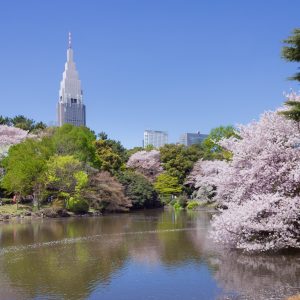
<box><xmin>0</xmin><ymin>210</ymin><xmax>299</xmax><ymax>300</ymax></box>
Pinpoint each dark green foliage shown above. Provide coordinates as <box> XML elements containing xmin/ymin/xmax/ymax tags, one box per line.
<box><xmin>282</xmin><ymin>28</ymin><xmax>300</xmax><ymax>81</ymax></box>
<box><xmin>52</xmin><ymin>124</ymin><xmax>98</xmax><ymax>166</ymax></box>
<box><xmin>117</xmin><ymin>171</ymin><xmax>160</xmax><ymax>209</ymax></box>
<box><xmin>0</xmin><ymin>116</ymin><xmax>11</xmax><ymax>125</ymax></box>
<box><xmin>97</xmin><ymin>131</ymin><xmax>108</xmax><ymax>140</ymax></box>
<box><xmin>202</xmin><ymin>125</ymin><xmax>238</xmax><ymax>160</ymax></box>
<box><xmin>67</xmin><ymin>197</ymin><xmax>89</xmax><ymax>214</ymax></box>
<box><xmin>278</xmin><ymin>100</ymin><xmax>300</xmax><ymax>130</ymax></box>
<box><xmin>159</xmin><ymin>144</ymin><xmax>203</xmax><ymax>184</ymax></box>
<box><xmin>0</xmin><ymin>115</ymin><xmax>47</xmax><ymax>132</ymax></box>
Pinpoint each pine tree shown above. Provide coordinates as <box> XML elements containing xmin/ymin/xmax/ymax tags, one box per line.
<box><xmin>282</xmin><ymin>28</ymin><xmax>300</xmax><ymax>81</ymax></box>
<box><xmin>278</xmin><ymin>100</ymin><xmax>300</xmax><ymax>131</ymax></box>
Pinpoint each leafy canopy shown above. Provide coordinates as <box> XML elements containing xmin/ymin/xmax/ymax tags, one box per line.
<box><xmin>0</xmin><ymin>115</ymin><xmax>47</xmax><ymax>132</ymax></box>
<box><xmin>1</xmin><ymin>137</ymin><xmax>53</xmax><ymax>196</ymax></box>
<box><xmin>94</xmin><ymin>133</ymin><xmax>127</xmax><ymax>173</ymax></box>
<box><xmin>117</xmin><ymin>170</ymin><xmax>159</xmax><ymax>208</ymax></box>
<box><xmin>44</xmin><ymin>155</ymin><xmax>88</xmax><ymax>200</ymax></box>
<box><xmin>52</xmin><ymin>124</ymin><xmax>97</xmax><ymax>166</ymax></box>
<box><xmin>159</xmin><ymin>144</ymin><xmax>203</xmax><ymax>184</ymax></box>
<box><xmin>202</xmin><ymin>125</ymin><xmax>238</xmax><ymax>160</ymax></box>
<box><xmin>154</xmin><ymin>173</ymin><xmax>182</xmax><ymax>196</ymax></box>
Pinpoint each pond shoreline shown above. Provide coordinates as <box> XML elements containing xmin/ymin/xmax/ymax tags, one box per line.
<box><xmin>0</xmin><ymin>203</ymin><xmax>218</xmax><ymax>224</ymax></box>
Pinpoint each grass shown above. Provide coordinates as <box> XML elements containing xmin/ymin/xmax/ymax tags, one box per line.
<box><xmin>0</xmin><ymin>203</ymin><xmax>32</xmax><ymax>216</ymax></box>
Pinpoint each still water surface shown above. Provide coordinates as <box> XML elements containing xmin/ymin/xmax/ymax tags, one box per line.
<box><xmin>0</xmin><ymin>209</ymin><xmax>299</xmax><ymax>300</ymax></box>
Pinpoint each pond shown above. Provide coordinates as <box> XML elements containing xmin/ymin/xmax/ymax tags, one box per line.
<box><xmin>0</xmin><ymin>209</ymin><xmax>299</xmax><ymax>300</ymax></box>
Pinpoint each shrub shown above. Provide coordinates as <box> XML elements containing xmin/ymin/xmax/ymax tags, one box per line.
<box><xmin>117</xmin><ymin>170</ymin><xmax>160</xmax><ymax>209</ymax></box>
<box><xmin>83</xmin><ymin>171</ymin><xmax>132</xmax><ymax>212</ymax></box>
<box><xmin>67</xmin><ymin>197</ymin><xmax>89</xmax><ymax>214</ymax></box>
<box><xmin>186</xmin><ymin>201</ymin><xmax>199</xmax><ymax>210</ymax></box>
<box><xmin>173</xmin><ymin>202</ymin><xmax>184</xmax><ymax>210</ymax></box>
<box><xmin>169</xmin><ymin>199</ymin><xmax>177</xmax><ymax>206</ymax></box>
<box><xmin>176</xmin><ymin>195</ymin><xmax>188</xmax><ymax>208</ymax></box>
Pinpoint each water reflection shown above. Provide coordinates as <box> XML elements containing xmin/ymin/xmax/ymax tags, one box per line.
<box><xmin>0</xmin><ymin>210</ymin><xmax>299</xmax><ymax>300</ymax></box>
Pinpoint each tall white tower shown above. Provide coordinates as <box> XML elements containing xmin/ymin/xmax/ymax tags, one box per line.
<box><xmin>57</xmin><ymin>33</ymin><xmax>86</xmax><ymax>127</ymax></box>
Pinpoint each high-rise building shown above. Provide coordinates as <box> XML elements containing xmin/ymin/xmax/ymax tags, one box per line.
<box><xmin>143</xmin><ymin>130</ymin><xmax>168</xmax><ymax>148</ymax></box>
<box><xmin>179</xmin><ymin>132</ymin><xmax>208</xmax><ymax>146</ymax></box>
<box><xmin>57</xmin><ymin>33</ymin><xmax>86</xmax><ymax>127</ymax></box>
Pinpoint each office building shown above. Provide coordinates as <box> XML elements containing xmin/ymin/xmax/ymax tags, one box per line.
<box><xmin>143</xmin><ymin>130</ymin><xmax>168</xmax><ymax>148</ymax></box>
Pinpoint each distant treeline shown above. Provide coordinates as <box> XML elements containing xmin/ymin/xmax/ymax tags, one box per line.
<box><xmin>0</xmin><ymin>115</ymin><xmax>47</xmax><ymax>132</ymax></box>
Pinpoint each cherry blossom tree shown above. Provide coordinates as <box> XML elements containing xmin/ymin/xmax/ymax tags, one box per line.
<box><xmin>186</xmin><ymin>159</ymin><xmax>228</xmax><ymax>202</ymax></box>
<box><xmin>195</xmin><ymin>93</ymin><xmax>300</xmax><ymax>251</ymax></box>
<box><xmin>126</xmin><ymin>150</ymin><xmax>163</xmax><ymax>181</ymax></box>
<box><xmin>0</xmin><ymin>125</ymin><xmax>28</xmax><ymax>157</ymax></box>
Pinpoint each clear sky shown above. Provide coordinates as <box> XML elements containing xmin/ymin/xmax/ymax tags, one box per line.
<box><xmin>1</xmin><ymin>0</ymin><xmax>300</xmax><ymax>148</ymax></box>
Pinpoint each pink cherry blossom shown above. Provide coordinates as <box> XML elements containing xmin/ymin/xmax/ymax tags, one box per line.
<box><xmin>127</xmin><ymin>150</ymin><xmax>163</xmax><ymax>181</ymax></box>
<box><xmin>0</xmin><ymin>125</ymin><xmax>28</xmax><ymax>156</ymax></box>
<box><xmin>194</xmin><ymin>93</ymin><xmax>300</xmax><ymax>251</ymax></box>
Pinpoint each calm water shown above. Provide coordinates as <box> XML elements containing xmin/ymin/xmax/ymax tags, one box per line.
<box><xmin>0</xmin><ymin>209</ymin><xmax>299</xmax><ymax>300</ymax></box>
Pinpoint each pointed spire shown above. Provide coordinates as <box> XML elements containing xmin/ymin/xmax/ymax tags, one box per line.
<box><xmin>68</xmin><ymin>32</ymin><xmax>72</xmax><ymax>49</ymax></box>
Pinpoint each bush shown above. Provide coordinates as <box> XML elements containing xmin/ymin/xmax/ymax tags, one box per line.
<box><xmin>173</xmin><ymin>202</ymin><xmax>184</xmax><ymax>210</ymax></box>
<box><xmin>186</xmin><ymin>201</ymin><xmax>199</xmax><ymax>210</ymax></box>
<box><xmin>83</xmin><ymin>171</ymin><xmax>131</xmax><ymax>212</ymax></box>
<box><xmin>176</xmin><ymin>195</ymin><xmax>188</xmax><ymax>208</ymax></box>
<box><xmin>67</xmin><ymin>197</ymin><xmax>89</xmax><ymax>214</ymax></box>
<box><xmin>117</xmin><ymin>171</ymin><xmax>160</xmax><ymax>209</ymax></box>
<box><xmin>169</xmin><ymin>199</ymin><xmax>177</xmax><ymax>206</ymax></box>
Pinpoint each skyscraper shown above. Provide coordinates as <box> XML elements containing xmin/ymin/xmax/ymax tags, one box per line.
<box><xmin>57</xmin><ymin>33</ymin><xmax>86</xmax><ymax>127</ymax></box>
<box><xmin>143</xmin><ymin>130</ymin><xmax>168</xmax><ymax>148</ymax></box>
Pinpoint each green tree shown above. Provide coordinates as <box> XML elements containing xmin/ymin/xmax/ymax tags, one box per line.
<box><xmin>117</xmin><ymin>171</ymin><xmax>159</xmax><ymax>209</ymax></box>
<box><xmin>1</xmin><ymin>137</ymin><xmax>54</xmax><ymax>207</ymax></box>
<box><xmin>145</xmin><ymin>144</ymin><xmax>155</xmax><ymax>151</ymax></box>
<box><xmin>11</xmin><ymin>115</ymin><xmax>35</xmax><ymax>131</ymax></box>
<box><xmin>160</xmin><ymin>144</ymin><xmax>203</xmax><ymax>184</ymax></box>
<box><xmin>0</xmin><ymin>115</ymin><xmax>47</xmax><ymax>132</ymax></box>
<box><xmin>126</xmin><ymin>147</ymin><xmax>144</xmax><ymax>158</ymax></box>
<box><xmin>282</xmin><ymin>28</ymin><xmax>300</xmax><ymax>81</ymax></box>
<box><xmin>44</xmin><ymin>155</ymin><xmax>88</xmax><ymax>206</ymax></box>
<box><xmin>0</xmin><ymin>116</ymin><xmax>11</xmax><ymax>125</ymax></box>
<box><xmin>94</xmin><ymin>136</ymin><xmax>127</xmax><ymax>173</ymax></box>
<box><xmin>52</xmin><ymin>124</ymin><xmax>98</xmax><ymax>166</ymax></box>
<box><xmin>154</xmin><ymin>173</ymin><xmax>182</xmax><ymax>198</ymax></box>
<box><xmin>202</xmin><ymin>125</ymin><xmax>238</xmax><ymax>160</ymax></box>
<box><xmin>97</xmin><ymin>131</ymin><xmax>108</xmax><ymax>140</ymax></box>
<box><xmin>278</xmin><ymin>100</ymin><xmax>300</xmax><ymax>131</ymax></box>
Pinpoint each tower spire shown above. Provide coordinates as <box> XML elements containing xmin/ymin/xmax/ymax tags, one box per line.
<box><xmin>68</xmin><ymin>32</ymin><xmax>72</xmax><ymax>48</ymax></box>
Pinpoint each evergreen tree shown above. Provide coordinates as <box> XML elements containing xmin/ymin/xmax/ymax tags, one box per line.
<box><xmin>282</xmin><ymin>28</ymin><xmax>300</xmax><ymax>81</ymax></box>
<box><xmin>278</xmin><ymin>99</ymin><xmax>300</xmax><ymax>131</ymax></box>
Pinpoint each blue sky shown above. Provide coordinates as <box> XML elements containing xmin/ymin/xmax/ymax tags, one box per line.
<box><xmin>0</xmin><ymin>0</ymin><xmax>300</xmax><ymax>148</ymax></box>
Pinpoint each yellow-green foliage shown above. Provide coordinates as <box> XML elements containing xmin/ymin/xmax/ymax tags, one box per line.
<box><xmin>186</xmin><ymin>201</ymin><xmax>199</xmax><ymax>210</ymax></box>
<box><xmin>44</xmin><ymin>155</ymin><xmax>88</xmax><ymax>200</ymax></box>
<box><xmin>154</xmin><ymin>173</ymin><xmax>182</xmax><ymax>196</ymax></box>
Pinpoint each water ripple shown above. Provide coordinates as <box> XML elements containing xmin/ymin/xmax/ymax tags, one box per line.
<box><xmin>0</xmin><ymin>227</ymin><xmax>197</xmax><ymax>255</ymax></box>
